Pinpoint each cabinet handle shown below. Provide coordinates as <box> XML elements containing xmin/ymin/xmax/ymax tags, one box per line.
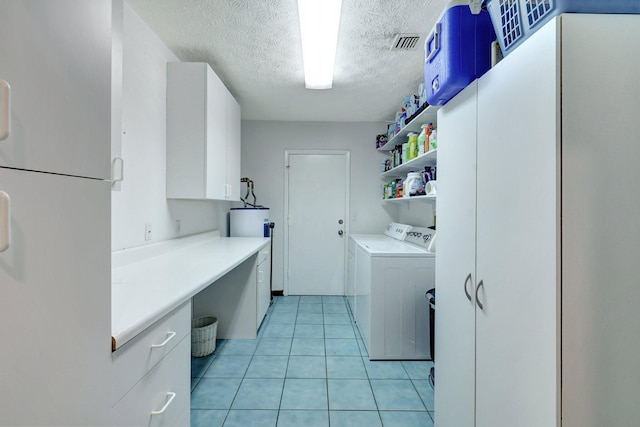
<box><xmin>150</xmin><ymin>392</ymin><xmax>176</xmax><ymax>416</ymax></box>
<box><xmin>464</xmin><ymin>273</ymin><xmax>472</xmax><ymax>301</ymax></box>
<box><xmin>0</xmin><ymin>80</ymin><xmax>10</xmax><ymax>141</ymax></box>
<box><xmin>150</xmin><ymin>331</ymin><xmax>176</xmax><ymax>348</ymax></box>
<box><xmin>111</xmin><ymin>157</ymin><xmax>124</xmax><ymax>183</ymax></box>
<box><xmin>0</xmin><ymin>191</ymin><xmax>10</xmax><ymax>252</ymax></box>
<box><xmin>475</xmin><ymin>280</ymin><xmax>484</xmax><ymax>310</ymax></box>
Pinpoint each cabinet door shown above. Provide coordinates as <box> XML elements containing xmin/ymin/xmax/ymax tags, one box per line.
<box><xmin>434</xmin><ymin>82</ymin><xmax>478</xmax><ymax>427</ymax></box>
<box><xmin>0</xmin><ymin>1</ymin><xmax>112</xmax><ymax>179</ymax></box>
<box><xmin>561</xmin><ymin>15</ymin><xmax>640</xmax><ymax>427</ymax></box>
<box><xmin>226</xmin><ymin>92</ymin><xmax>241</xmax><ymax>201</ymax></box>
<box><xmin>257</xmin><ymin>249</ymin><xmax>271</xmax><ymax>329</ymax></box>
<box><xmin>0</xmin><ymin>167</ymin><xmax>111</xmax><ymax>425</ymax></box>
<box><xmin>475</xmin><ymin>18</ymin><xmax>559</xmax><ymax>427</ymax></box>
<box><xmin>205</xmin><ymin>67</ymin><xmax>228</xmax><ymax>200</ymax></box>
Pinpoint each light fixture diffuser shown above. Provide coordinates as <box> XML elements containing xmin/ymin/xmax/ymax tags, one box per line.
<box><xmin>297</xmin><ymin>0</ymin><xmax>342</xmax><ymax>89</ymax></box>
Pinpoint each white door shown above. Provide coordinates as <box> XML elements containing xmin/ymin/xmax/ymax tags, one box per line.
<box><xmin>434</xmin><ymin>81</ymin><xmax>478</xmax><ymax>427</ymax></box>
<box><xmin>475</xmin><ymin>20</ymin><xmax>559</xmax><ymax>427</ymax></box>
<box><xmin>285</xmin><ymin>151</ymin><xmax>349</xmax><ymax>296</ymax></box>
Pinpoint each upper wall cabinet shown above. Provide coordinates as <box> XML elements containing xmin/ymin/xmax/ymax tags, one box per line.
<box><xmin>0</xmin><ymin>0</ymin><xmax>113</xmax><ymax>180</ymax></box>
<box><xmin>166</xmin><ymin>62</ymin><xmax>241</xmax><ymax>200</ymax></box>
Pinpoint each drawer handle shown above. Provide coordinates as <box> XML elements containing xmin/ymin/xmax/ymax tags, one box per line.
<box><xmin>151</xmin><ymin>331</ymin><xmax>176</xmax><ymax>348</ymax></box>
<box><xmin>150</xmin><ymin>392</ymin><xmax>176</xmax><ymax>416</ymax></box>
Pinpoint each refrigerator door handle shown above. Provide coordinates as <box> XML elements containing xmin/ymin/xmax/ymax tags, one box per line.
<box><xmin>0</xmin><ymin>80</ymin><xmax>10</xmax><ymax>141</ymax></box>
<box><xmin>0</xmin><ymin>191</ymin><xmax>10</xmax><ymax>252</ymax></box>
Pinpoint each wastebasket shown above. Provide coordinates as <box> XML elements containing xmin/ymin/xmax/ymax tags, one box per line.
<box><xmin>191</xmin><ymin>316</ymin><xmax>217</xmax><ymax>357</ymax></box>
<box><xmin>426</xmin><ymin>289</ymin><xmax>436</xmax><ymax>388</ymax></box>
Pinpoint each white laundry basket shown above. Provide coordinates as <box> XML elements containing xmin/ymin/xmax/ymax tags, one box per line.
<box><xmin>191</xmin><ymin>316</ymin><xmax>217</xmax><ymax>357</ymax></box>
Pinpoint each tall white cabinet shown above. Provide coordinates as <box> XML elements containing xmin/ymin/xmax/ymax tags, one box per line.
<box><xmin>436</xmin><ymin>14</ymin><xmax>640</xmax><ymax>427</ymax></box>
<box><xmin>166</xmin><ymin>62</ymin><xmax>241</xmax><ymax>201</ymax></box>
<box><xmin>0</xmin><ymin>1</ymin><xmax>114</xmax><ymax>425</ymax></box>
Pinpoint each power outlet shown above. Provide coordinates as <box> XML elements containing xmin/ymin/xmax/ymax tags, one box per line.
<box><xmin>145</xmin><ymin>223</ymin><xmax>152</xmax><ymax>241</ymax></box>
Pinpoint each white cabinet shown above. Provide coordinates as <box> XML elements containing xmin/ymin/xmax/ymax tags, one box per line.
<box><xmin>256</xmin><ymin>248</ymin><xmax>272</xmax><ymax>329</ymax></box>
<box><xmin>166</xmin><ymin>62</ymin><xmax>241</xmax><ymax>200</ymax></box>
<box><xmin>435</xmin><ymin>14</ymin><xmax>640</xmax><ymax>427</ymax></box>
<box><xmin>112</xmin><ymin>302</ymin><xmax>191</xmax><ymax>427</ymax></box>
<box><xmin>0</xmin><ymin>0</ymin><xmax>113</xmax><ymax>180</ymax></box>
<box><xmin>0</xmin><ymin>168</ymin><xmax>111</xmax><ymax>426</ymax></box>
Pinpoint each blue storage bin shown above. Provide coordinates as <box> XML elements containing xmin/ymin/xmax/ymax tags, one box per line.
<box><xmin>487</xmin><ymin>0</ymin><xmax>640</xmax><ymax>56</ymax></box>
<box><xmin>424</xmin><ymin>0</ymin><xmax>496</xmax><ymax>106</ymax></box>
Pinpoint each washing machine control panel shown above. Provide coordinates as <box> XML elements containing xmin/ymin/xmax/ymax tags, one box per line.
<box><xmin>384</xmin><ymin>223</ymin><xmax>412</xmax><ymax>240</ymax></box>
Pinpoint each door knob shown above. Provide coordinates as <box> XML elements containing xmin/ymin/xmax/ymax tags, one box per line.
<box><xmin>338</xmin><ymin>230</ymin><xmax>344</xmax><ymax>236</ymax></box>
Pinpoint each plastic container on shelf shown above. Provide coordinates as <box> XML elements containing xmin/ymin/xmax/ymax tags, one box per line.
<box><xmin>407</xmin><ymin>132</ymin><xmax>419</xmax><ymax>161</ymax></box>
<box><xmin>424</xmin><ymin>0</ymin><xmax>495</xmax><ymax>106</ymax></box>
<box><xmin>424</xmin><ymin>123</ymin><xmax>434</xmax><ymax>152</ymax></box>
<box><xmin>486</xmin><ymin>0</ymin><xmax>640</xmax><ymax>56</ymax></box>
<box><xmin>405</xmin><ymin>171</ymin><xmax>423</xmax><ymax>197</ymax></box>
<box><xmin>418</xmin><ymin>125</ymin><xmax>428</xmax><ymax>156</ymax></box>
<box><xmin>429</xmin><ymin>129</ymin><xmax>438</xmax><ymax>150</ymax></box>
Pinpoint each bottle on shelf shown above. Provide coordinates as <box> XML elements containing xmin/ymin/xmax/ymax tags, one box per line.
<box><xmin>407</xmin><ymin>132</ymin><xmax>419</xmax><ymax>161</ymax></box>
<box><xmin>418</xmin><ymin>125</ymin><xmax>428</xmax><ymax>156</ymax></box>
<box><xmin>424</xmin><ymin>123</ymin><xmax>434</xmax><ymax>153</ymax></box>
<box><xmin>429</xmin><ymin>128</ymin><xmax>438</xmax><ymax>150</ymax></box>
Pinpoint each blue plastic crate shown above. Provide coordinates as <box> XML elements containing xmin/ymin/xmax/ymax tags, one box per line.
<box><xmin>487</xmin><ymin>0</ymin><xmax>640</xmax><ymax>56</ymax></box>
<box><xmin>424</xmin><ymin>1</ymin><xmax>496</xmax><ymax>106</ymax></box>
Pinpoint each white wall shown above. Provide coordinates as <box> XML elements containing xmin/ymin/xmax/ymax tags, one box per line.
<box><xmin>241</xmin><ymin>120</ymin><xmax>433</xmax><ymax>291</ymax></box>
<box><xmin>111</xmin><ymin>3</ymin><xmax>227</xmax><ymax>251</ymax></box>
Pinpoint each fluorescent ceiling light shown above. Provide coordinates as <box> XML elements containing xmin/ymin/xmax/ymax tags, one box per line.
<box><xmin>297</xmin><ymin>0</ymin><xmax>342</xmax><ymax>89</ymax></box>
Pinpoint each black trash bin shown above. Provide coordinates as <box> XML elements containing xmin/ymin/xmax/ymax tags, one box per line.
<box><xmin>426</xmin><ymin>288</ymin><xmax>435</xmax><ymax>389</ymax></box>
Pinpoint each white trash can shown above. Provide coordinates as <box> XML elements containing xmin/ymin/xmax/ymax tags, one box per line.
<box><xmin>191</xmin><ymin>316</ymin><xmax>217</xmax><ymax>357</ymax></box>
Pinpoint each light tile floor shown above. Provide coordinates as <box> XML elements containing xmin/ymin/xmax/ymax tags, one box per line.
<box><xmin>191</xmin><ymin>296</ymin><xmax>434</xmax><ymax>427</ymax></box>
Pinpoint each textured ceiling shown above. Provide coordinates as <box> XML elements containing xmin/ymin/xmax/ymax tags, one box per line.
<box><xmin>127</xmin><ymin>0</ymin><xmax>450</xmax><ymax>122</ymax></box>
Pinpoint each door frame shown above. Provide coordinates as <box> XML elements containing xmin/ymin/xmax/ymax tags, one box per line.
<box><xmin>283</xmin><ymin>149</ymin><xmax>350</xmax><ymax>296</ymax></box>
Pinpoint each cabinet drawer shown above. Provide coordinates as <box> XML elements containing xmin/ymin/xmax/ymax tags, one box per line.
<box><xmin>112</xmin><ymin>301</ymin><xmax>191</xmax><ymax>401</ymax></box>
<box><xmin>113</xmin><ymin>335</ymin><xmax>190</xmax><ymax>427</ymax></box>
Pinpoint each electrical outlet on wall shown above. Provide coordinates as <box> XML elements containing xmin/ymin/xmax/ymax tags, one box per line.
<box><xmin>145</xmin><ymin>223</ymin><xmax>152</xmax><ymax>241</ymax></box>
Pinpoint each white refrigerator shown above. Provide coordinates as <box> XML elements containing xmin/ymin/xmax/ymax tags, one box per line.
<box><xmin>0</xmin><ymin>1</ymin><xmax>115</xmax><ymax>425</ymax></box>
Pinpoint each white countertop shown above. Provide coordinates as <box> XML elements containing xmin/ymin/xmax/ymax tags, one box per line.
<box><xmin>111</xmin><ymin>231</ymin><xmax>270</xmax><ymax>350</ymax></box>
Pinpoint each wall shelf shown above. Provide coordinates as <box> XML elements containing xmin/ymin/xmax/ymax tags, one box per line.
<box><xmin>381</xmin><ymin>149</ymin><xmax>437</xmax><ymax>180</ymax></box>
<box><xmin>382</xmin><ymin>195</ymin><xmax>436</xmax><ymax>203</ymax></box>
<box><xmin>378</xmin><ymin>105</ymin><xmax>440</xmax><ymax>151</ymax></box>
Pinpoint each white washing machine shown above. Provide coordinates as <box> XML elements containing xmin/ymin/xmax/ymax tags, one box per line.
<box><xmin>349</xmin><ymin>224</ymin><xmax>436</xmax><ymax>360</ymax></box>
<box><xmin>347</xmin><ymin>223</ymin><xmax>412</xmax><ymax>317</ymax></box>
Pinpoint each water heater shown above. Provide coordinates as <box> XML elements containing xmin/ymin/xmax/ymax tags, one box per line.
<box><xmin>230</xmin><ymin>207</ymin><xmax>270</xmax><ymax>237</ymax></box>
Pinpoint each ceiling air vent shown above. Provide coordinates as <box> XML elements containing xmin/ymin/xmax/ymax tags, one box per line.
<box><xmin>390</xmin><ymin>34</ymin><xmax>421</xmax><ymax>51</ymax></box>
